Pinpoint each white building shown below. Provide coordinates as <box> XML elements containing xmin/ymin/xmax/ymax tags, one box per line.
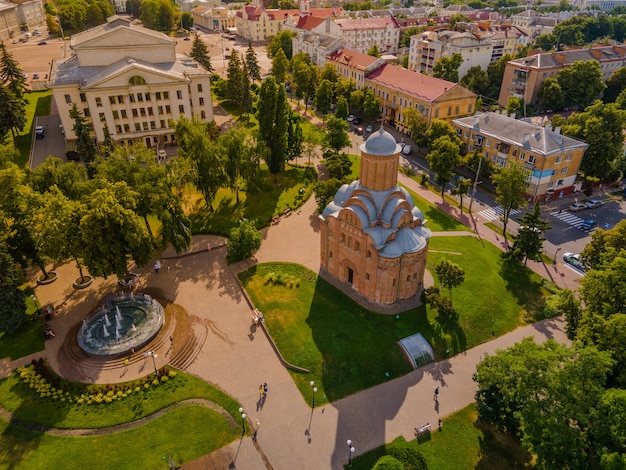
<box><xmin>292</xmin><ymin>31</ymin><xmax>343</xmax><ymax>67</ymax></box>
<box><xmin>48</xmin><ymin>16</ymin><xmax>213</xmax><ymax>150</ymax></box>
<box><xmin>334</xmin><ymin>16</ymin><xmax>401</xmax><ymax>55</ymax></box>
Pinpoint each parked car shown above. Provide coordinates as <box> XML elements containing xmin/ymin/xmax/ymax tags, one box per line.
<box><xmin>33</xmin><ymin>73</ymin><xmax>39</xmax><ymax>80</ymax></box>
<box><xmin>184</xmin><ymin>36</ymin><xmax>191</xmax><ymax>41</ymax></box>
<box><xmin>37</xmin><ymin>41</ymin><xmax>47</xmax><ymax>45</ymax></box>
<box><xmin>569</xmin><ymin>202</ymin><xmax>587</xmax><ymax>212</ymax></box>
<box><xmin>35</xmin><ymin>126</ymin><xmax>44</xmax><ymax>139</ymax></box>
<box><xmin>581</xmin><ymin>219</ymin><xmax>597</xmax><ymax>231</ymax></box>
<box><xmin>158</xmin><ymin>149</ymin><xmax>167</xmax><ymax>161</ymax></box>
<box><xmin>586</xmin><ymin>199</ymin><xmax>602</xmax><ymax>209</ymax></box>
<box><xmin>563</xmin><ymin>252</ymin><xmax>584</xmax><ymax>272</ymax></box>
<box><xmin>347</xmin><ymin>115</ymin><xmax>355</xmax><ymax>122</ymax></box>
<box><xmin>352</xmin><ymin>118</ymin><xmax>360</xmax><ymax>125</ymax></box>
<box><xmin>401</xmin><ymin>144</ymin><xmax>412</xmax><ymax>155</ymax></box>
<box><xmin>355</xmin><ymin>126</ymin><xmax>363</xmax><ymax>135</ymax></box>
<box><xmin>365</xmin><ymin>125</ymin><xmax>373</xmax><ymax>133</ymax></box>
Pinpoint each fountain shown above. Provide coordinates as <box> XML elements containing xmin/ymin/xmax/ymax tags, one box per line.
<box><xmin>77</xmin><ymin>293</ymin><xmax>165</xmax><ymax>356</ymax></box>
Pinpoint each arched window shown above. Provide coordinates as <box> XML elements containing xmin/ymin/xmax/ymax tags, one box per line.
<box><xmin>128</xmin><ymin>75</ymin><xmax>146</xmax><ymax>86</ymax></box>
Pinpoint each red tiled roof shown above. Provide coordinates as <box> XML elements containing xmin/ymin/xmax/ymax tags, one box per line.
<box><xmin>366</xmin><ymin>64</ymin><xmax>458</xmax><ymax>102</ymax></box>
<box><xmin>327</xmin><ymin>48</ymin><xmax>380</xmax><ymax>70</ymax></box>
<box><xmin>237</xmin><ymin>6</ymin><xmax>341</xmax><ymax>20</ymax></box>
<box><xmin>335</xmin><ymin>16</ymin><xmax>398</xmax><ymax>31</ymax></box>
<box><xmin>296</xmin><ymin>15</ymin><xmax>326</xmax><ymax>30</ymax></box>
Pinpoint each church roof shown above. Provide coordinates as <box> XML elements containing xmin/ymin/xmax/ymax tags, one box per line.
<box><xmin>361</xmin><ymin>127</ymin><xmax>401</xmax><ymax>156</ymax></box>
<box><xmin>321</xmin><ymin>180</ymin><xmax>430</xmax><ymax>258</ymax></box>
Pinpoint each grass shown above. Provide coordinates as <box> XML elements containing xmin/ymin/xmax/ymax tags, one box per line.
<box><xmin>348</xmin><ymin>404</ymin><xmax>532</xmax><ymax>470</ymax></box>
<box><xmin>403</xmin><ymin>185</ymin><xmax>472</xmax><ymax>233</ymax></box>
<box><xmin>0</xmin><ymin>405</ymin><xmax>238</xmax><ymax>469</ymax></box>
<box><xmin>187</xmin><ymin>164</ymin><xmax>316</xmax><ymax>235</ymax></box>
<box><xmin>12</xmin><ymin>90</ymin><xmax>52</xmax><ymax>168</ymax></box>
<box><xmin>0</xmin><ymin>288</ymin><xmax>45</xmax><ymax>360</ymax></box>
<box><xmin>0</xmin><ymin>367</ymin><xmax>241</xmax><ymax>430</ymax></box>
<box><xmin>240</xmin><ymin>240</ymin><xmax>550</xmax><ymax>403</ymax></box>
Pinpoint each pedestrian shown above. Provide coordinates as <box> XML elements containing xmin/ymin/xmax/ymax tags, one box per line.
<box><xmin>167</xmin><ymin>264</ymin><xmax>171</xmax><ymax>273</ymax></box>
<box><xmin>259</xmin><ymin>384</ymin><xmax>264</xmax><ymax>398</ymax></box>
<box><xmin>207</xmin><ymin>242</ymin><xmax>212</xmax><ymax>252</ymax></box>
<box><xmin>263</xmin><ymin>382</ymin><xmax>268</xmax><ymax>396</ymax></box>
<box><xmin>154</xmin><ymin>260</ymin><xmax>161</xmax><ymax>273</ymax></box>
<box><xmin>434</xmin><ymin>387</ymin><xmax>439</xmax><ymax>401</ymax></box>
<box><xmin>253</xmin><ymin>419</ymin><xmax>260</xmax><ymax>442</ymax></box>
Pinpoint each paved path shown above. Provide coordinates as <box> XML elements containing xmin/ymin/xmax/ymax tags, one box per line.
<box><xmin>14</xmin><ymin>126</ymin><xmax>580</xmax><ymax>469</ymax></box>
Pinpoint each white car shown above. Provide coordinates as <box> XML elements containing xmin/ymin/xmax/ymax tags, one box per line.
<box><xmin>401</xmin><ymin>144</ymin><xmax>412</xmax><ymax>155</ymax></box>
<box><xmin>158</xmin><ymin>149</ymin><xmax>167</xmax><ymax>161</ymax></box>
<box><xmin>586</xmin><ymin>199</ymin><xmax>602</xmax><ymax>209</ymax></box>
<box><xmin>569</xmin><ymin>202</ymin><xmax>587</xmax><ymax>212</ymax></box>
<box><xmin>347</xmin><ymin>115</ymin><xmax>355</xmax><ymax>122</ymax></box>
<box><xmin>562</xmin><ymin>252</ymin><xmax>584</xmax><ymax>272</ymax></box>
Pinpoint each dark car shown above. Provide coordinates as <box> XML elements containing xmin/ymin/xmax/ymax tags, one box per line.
<box><xmin>35</xmin><ymin>126</ymin><xmax>44</xmax><ymax>139</ymax></box>
<box><xmin>37</xmin><ymin>41</ymin><xmax>47</xmax><ymax>46</ymax></box>
<box><xmin>66</xmin><ymin>151</ymin><xmax>80</xmax><ymax>161</ymax></box>
<box><xmin>184</xmin><ymin>36</ymin><xmax>191</xmax><ymax>41</ymax></box>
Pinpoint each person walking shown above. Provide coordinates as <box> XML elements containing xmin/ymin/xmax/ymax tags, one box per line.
<box><xmin>434</xmin><ymin>387</ymin><xmax>439</xmax><ymax>401</ymax></box>
<box><xmin>154</xmin><ymin>260</ymin><xmax>161</xmax><ymax>273</ymax></box>
<box><xmin>263</xmin><ymin>382</ymin><xmax>268</xmax><ymax>396</ymax></box>
<box><xmin>259</xmin><ymin>384</ymin><xmax>264</xmax><ymax>398</ymax></box>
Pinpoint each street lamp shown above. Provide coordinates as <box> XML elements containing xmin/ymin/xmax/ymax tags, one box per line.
<box><xmin>310</xmin><ymin>381</ymin><xmax>318</xmax><ymax>409</ymax></box>
<box><xmin>347</xmin><ymin>439</ymin><xmax>355</xmax><ymax>467</ymax></box>
<box><xmin>239</xmin><ymin>407</ymin><xmax>246</xmax><ymax>437</ymax></box>
<box><xmin>147</xmin><ymin>351</ymin><xmax>158</xmax><ymax>376</ymax></box>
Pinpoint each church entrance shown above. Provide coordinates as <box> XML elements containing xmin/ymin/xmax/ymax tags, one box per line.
<box><xmin>347</xmin><ymin>267</ymin><xmax>354</xmax><ymax>285</ymax></box>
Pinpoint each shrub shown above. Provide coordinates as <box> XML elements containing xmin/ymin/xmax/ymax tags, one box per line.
<box><xmin>386</xmin><ymin>440</ymin><xmax>428</xmax><ymax>470</ymax></box>
<box><xmin>372</xmin><ymin>455</ymin><xmax>404</xmax><ymax>470</ymax></box>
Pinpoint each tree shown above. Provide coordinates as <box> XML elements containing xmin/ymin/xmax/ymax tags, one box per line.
<box><xmin>509</xmin><ymin>202</ymin><xmax>549</xmax><ymax>265</ymax></box>
<box><xmin>291</xmin><ymin>53</ymin><xmax>318</xmax><ymax>112</ymax></box>
<box><xmin>80</xmin><ymin>182</ymin><xmax>153</xmax><ymax>279</ymax></box>
<box><xmin>400</xmin><ymin>26</ymin><xmax>420</xmax><ymax>48</ymax></box>
<box><xmin>506</xmin><ymin>96</ymin><xmax>522</xmax><ymax>117</ymax></box>
<box><xmin>174</xmin><ymin>117</ymin><xmax>224</xmax><ymax>210</ymax></box>
<box><xmin>544</xmin><ymin>289</ymin><xmax>581</xmax><ymax>340</ymax></box>
<box><xmin>315</xmin><ymin>79</ymin><xmax>334</xmax><ymax>116</ymax></box>
<box><xmin>189</xmin><ymin>35</ymin><xmax>214</xmax><ymax>76</ymax></box>
<box><xmin>492</xmin><ymin>164</ymin><xmax>527</xmax><ymax>239</ymax></box>
<box><xmin>426</xmin><ymin>136</ymin><xmax>461</xmax><ymax>201</ymax></box>
<box><xmin>69</xmin><ymin>104</ymin><xmax>97</xmax><ymax>163</ymax></box>
<box><xmin>314</xmin><ymin>178</ymin><xmax>342</xmax><ymax>212</ymax></box>
<box><xmin>425</xmin><ymin>119</ymin><xmax>459</xmax><ymax>149</ymax></box>
<box><xmin>101</xmin><ymin>123</ymin><xmax>115</xmax><ymax>157</ymax></box>
<box><xmin>367</xmin><ymin>44</ymin><xmax>381</xmax><ymax>57</ymax></box>
<box><xmin>557</xmin><ymin>60</ymin><xmax>606</xmax><ymax>109</ymax></box>
<box><xmin>435</xmin><ymin>259</ymin><xmax>465</xmax><ymax>302</ymax></box>
<box><xmin>362</xmin><ymin>88</ymin><xmax>381</xmax><ymax>121</ymax></box>
<box><xmin>538</xmin><ymin>77</ymin><xmax>565</xmax><ymax>111</ymax></box>
<box><xmin>221</xmin><ymin>127</ymin><xmax>258</xmax><ymax>204</ymax></box>
<box><xmin>335</xmin><ymin>96</ymin><xmax>349</xmax><ymax>121</ymax></box>
<box><xmin>460</xmin><ymin>66</ymin><xmax>489</xmax><ymax>95</ymax></box>
<box><xmin>603</xmin><ymin>66</ymin><xmax>626</xmax><ymax>103</ymax></box>
<box><xmin>257</xmin><ymin>77</ymin><xmax>289</xmax><ymax>178</ymax></box>
<box><xmin>403</xmin><ymin>107</ymin><xmax>428</xmax><ymax>150</ymax></box>
<box><xmin>324</xmin><ymin>117</ymin><xmax>350</xmax><ymax>155</ymax></box>
<box><xmin>0</xmin><ymin>234</ymin><xmax>26</xmax><ymax>334</ymax></box>
<box><xmin>372</xmin><ymin>456</ymin><xmax>404</xmax><ymax>470</ymax></box>
<box><xmin>319</xmin><ymin>63</ymin><xmax>339</xmax><ymax>83</ymax></box>
<box><xmin>286</xmin><ymin>112</ymin><xmax>303</xmax><ymax>164</ymax></box>
<box><xmin>562</xmin><ymin>101</ymin><xmax>626</xmax><ymax>181</ymax></box>
<box><xmin>0</xmin><ymin>42</ymin><xmax>26</xmax><ymax>98</ymax></box>
<box><xmin>432</xmin><ymin>54</ymin><xmax>463</xmax><ymax>83</ymax></box>
<box><xmin>139</xmin><ymin>0</ymin><xmax>179</xmax><ymax>32</ymax></box>
<box><xmin>487</xmin><ymin>54</ymin><xmax>513</xmax><ymax>97</ymax></box>
<box><xmin>181</xmin><ymin>12</ymin><xmax>193</xmax><ymax>30</ymax></box>
<box><xmin>0</xmin><ymin>84</ymin><xmax>26</xmax><ymax>142</ymax></box>
<box><xmin>270</xmin><ymin>48</ymin><xmax>289</xmax><ymax>85</ymax></box>
<box><xmin>226</xmin><ymin>50</ymin><xmax>245</xmax><ymax>109</ymax></box>
<box><xmin>245</xmin><ymin>42</ymin><xmax>261</xmax><ymax>83</ymax></box>
<box><xmin>451</xmin><ymin>177</ymin><xmax>471</xmax><ymax>213</ymax></box>
<box><xmin>581</xmin><ymin>219</ymin><xmax>626</xmax><ymax>271</ymax></box>
<box><xmin>227</xmin><ymin>220</ymin><xmax>262</xmax><ymax>262</ymax></box>
<box><xmin>267</xmin><ymin>30</ymin><xmax>296</xmax><ymax>60</ymax></box>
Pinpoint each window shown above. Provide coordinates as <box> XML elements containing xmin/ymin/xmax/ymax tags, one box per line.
<box><xmin>79</xmin><ymin>93</ymin><xmax>87</xmax><ymax>102</ymax></box>
<box><xmin>197</xmin><ymin>83</ymin><xmax>203</xmax><ymax>92</ymax></box>
<box><xmin>158</xmin><ymin>106</ymin><xmax>163</xmax><ymax>114</ymax></box>
<box><xmin>365</xmin><ymin>273</ymin><xmax>370</xmax><ymax>280</ymax></box>
<box><xmin>137</xmin><ymin>93</ymin><xmax>143</xmax><ymax>102</ymax></box>
<box><xmin>447</xmin><ymin>106</ymin><xmax>452</xmax><ymax>116</ymax></box>
<box><xmin>486</xmin><ymin>139</ymin><xmax>491</xmax><ymax>148</ymax></box>
<box><xmin>565</xmin><ymin>153</ymin><xmax>572</xmax><ymax>161</ymax></box>
<box><xmin>561</xmin><ymin>166</ymin><xmax>568</xmax><ymax>174</ymax></box>
<box><xmin>551</xmin><ymin>169</ymin><xmax>557</xmax><ymax>176</ymax></box>
<box><xmin>165</xmin><ymin>105</ymin><xmax>171</xmax><ymax>113</ymax></box>
<box><xmin>468</xmin><ymin>103</ymin><xmax>473</xmax><ymax>112</ymax></box>
<box><xmin>144</xmin><ymin>92</ymin><xmax>150</xmax><ymax>101</ymax></box>
<box><xmin>150</xmin><ymin>121</ymin><xmax>156</xmax><ymax>129</ymax></box>
<box><xmin>179</xmin><ymin>104</ymin><xmax>185</xmax><ymax>113</ymax></box>
<box><xmin>160</xmin><ymin>120</ymin><xmax>166</xmax><ymax>128</ymax></box>
<box><xmin>199</xmin><ymin>97</ymin><xmax>205</xmax><ymax>105</ymax></box>
<box><xmin>557</xmin><ymin>179</ymin><xmax>564</xmax><ymax>186</ymax></box>
<box><xmin>163</xmin><ymin>91</ymin><xmax>169</xmax><ymax>99</ymax></box>
<box><xmin>124</xmin><ymin>124</ymin><xmax>130</xmax><ymax>132</ymax></box>
<box><xmin>83</xmin><ymin>108</ymin><xmax>90</xmax><ymax>117</ymax></box>
<box><xmin>128</xmin><ymin>75</ymin><xmax>146</xmax><ymax>85</ymax></box>
<box><xmin>512</xmin><ymin>149</ymin><xmax>518</xmax><ymax>157</ymax></box>
<box><xmin>528</xmin><ymin>155</ymin><xmax>536</xmax><ymax>164</ymax></box>
<box><xmin>200</xmin><ymin>110</ymin><xmax>206</xmax><ymax>119</ymax></box>
<box><xmin>109</xmin><ymin>96</ymin><xmax>116</xmax><ymax>105</ymax></box>
<box><xmin>156</xmin><ymin>92</ymin><xmax>162</xmax><ymax>100</ymax></box>
<box><xmin>142</xmin><ymin>122</ymin><xmax>148</xmax><ymax>130</ymax></box>
<box><xmin>99</xmin><ymin>112</ymin><xmax>105</xmax><ymax>122</ymax></box>
<box><xmin>113</xmin><ymin>110</ymin><xmax>119</xmax><ymax>119</ymax></box>
<box><xmin>455</xmin><ymin>105</ymin><xmax>459</xmax><ymax>114</ymax></box>
<box><xmin>116</xmin><ymin>125</ymin><xmax>122</xmax><ymax>133</ymax></box>
<box><xmin>129</xmin><ymin>94</ymin><xmax>135</xmax><ymax>103</ymax></box>
<box><xmin>95</xmin><ymin>97</ymin><xmax>102</xmax><ymax>107</ymax></box>
<box><xmin>177</xmin><ymin>90</ymin><xmax>183</xmax><ymax>99</ymax></box>
<box><xmin>148</xmin><ymin>107</ymin><xmax>153</xmax><ymax>115</ymax></box>
<box><xmin>465</xmin><ymin>130</ymin><xmax>469</xmax><ymax>138</ymax></box>
<box><xmin>354</xmin><ymin>241</ymin><xmax>360</xmax><ymax>252</ymax></box>
<box><xmin>121</xmin><ymin>109</ymin><xmax>127</xmax><ymax>118</ymax></box>
<box><xmin>135</xmin><ymin>123</ymin><xmax>141</xmax><ymax>131</ymax></box>
<box><xmin>117</xmin><ymin>95</ymin><xmax>124</xmax><ymax>104</ymax></box>
<box><xmin>140</xmin><ymin>108</ymin><xmax>146</xmax><ymax>116</ymax></box>
<box><xmin>132</xmin><ymin>109</ymin><xmax>138</xmax><ymax>117</ymax></box>
<box><xmin>556</xmin><ymin>155</ymin><xmax>562</xmax><ymax>163</ymax></box>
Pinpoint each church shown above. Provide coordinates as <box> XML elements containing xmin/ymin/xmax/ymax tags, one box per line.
<box><xmin>319</xmin><ymin>128</ymin><xmax>432</xmax><ymax>305</ymax></box>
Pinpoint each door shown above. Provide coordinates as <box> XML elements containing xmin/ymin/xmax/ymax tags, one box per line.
<box><xmin>347</xmin><ymin>267</ymin><xmax>354</xmax><ymax>285</ymax></box>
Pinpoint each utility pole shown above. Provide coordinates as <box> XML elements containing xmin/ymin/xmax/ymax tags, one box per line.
<box><xmin>468</xmin><ymin>154</ymin><xmax>483</xmax><ymax>215</ymax></box>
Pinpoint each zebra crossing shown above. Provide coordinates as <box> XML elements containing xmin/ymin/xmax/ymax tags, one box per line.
<box><xmin>550</xmin><ymin>211</ymin><xmax>596</xmax><ymax>231</ymax></box>
<box><xmin>476</xmin><ymin>206</ymin><xmax>520</xmax><ymax>222</ymax></box>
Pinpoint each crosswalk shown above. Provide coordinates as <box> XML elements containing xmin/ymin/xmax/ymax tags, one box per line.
<box><xmin>476</xmin><ymin>206</ymin><xmax>520</xmax><ymax>222</ymax></box>
<box><xmin>550</xmin><ymin>211</ymin><xmax>596</xmax><ymax>231</ymax></box>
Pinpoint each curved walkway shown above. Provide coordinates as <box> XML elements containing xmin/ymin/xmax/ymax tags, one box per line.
<box><xmin>0</xmin><ymin>398</ymin><xmax>234</xmax><ymax>436</ymax></box>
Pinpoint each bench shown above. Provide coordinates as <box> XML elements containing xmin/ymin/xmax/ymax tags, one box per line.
<box><xmin>271</xmin><ymin>216</ymin><xmax>280</xmax><ymax>225</ymax></box>
<box><xmin>283</xmin><ymin>207</ymin><xmax>292</xmax><ymax>217</ymax></box>
<box><xmin>414</xmin><ymin>423</ymin><xmax>431</xmax><ymax>438</ymax></box>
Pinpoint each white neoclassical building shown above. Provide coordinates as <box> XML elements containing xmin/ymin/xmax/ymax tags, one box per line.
<box><xmin>48</xmin><ymin>16</ymin><xmax>213</xmax><ymax>150</ymax></box>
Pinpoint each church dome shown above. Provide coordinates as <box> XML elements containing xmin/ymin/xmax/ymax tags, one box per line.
<box><xmin>361</xmin><ymin>127</ymin><xmax>401</xmax><ymax>156</ymax></box>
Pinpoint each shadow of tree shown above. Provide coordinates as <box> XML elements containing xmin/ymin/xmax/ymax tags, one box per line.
<box><xmin>474</xmin><ymin>417</ymin><xmax>532</xmax><ymax>470</ymax></box>
<box><xmin>499</xmin><ymin>258</ymin><xmax>547</xmax><ymax>323</ymax></box>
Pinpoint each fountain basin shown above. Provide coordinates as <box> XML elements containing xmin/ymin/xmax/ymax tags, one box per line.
<box><xmin>77</xmin><ymin>293</ymin><xmax>165</xmax><ymax>356</ymax></box>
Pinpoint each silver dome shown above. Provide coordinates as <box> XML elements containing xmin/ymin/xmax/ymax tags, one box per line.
<box><xmin>361</xmin><ymin>127</ymin><xmax>402</xmax><ymax>156</ymax></box>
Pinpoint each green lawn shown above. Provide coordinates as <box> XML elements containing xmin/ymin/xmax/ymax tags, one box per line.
<box><xmin>13</xmin><ymin>91</ymin><xmax>52</xmax><ymax>168</ymax></box>
<box><xmin>349</xmin><ymin>404</ymin><xmax>532</xmax><ymax>470</ymax></box>
<box><xmin>187</xmin><ymin>164</ymin><xmax>316</xmax><ymax>235</ymax></box>
<box><xmin>0</xmin><ymin>405</ymin><xmax>237</xmax><ymax>470</ymax></box>
<box><xmin>0</xmin><ymin>367</ymin><xmax>241</xmax><ymax>430</ymax></box>
<box><xmin>240</xmin><ymin>240</ymin><xmax>551</xmax><ymax>403</ymax></box>
<box><xmin>403</xmin><ymin>185</ymin><xmax>471</xmax><ymax>233</ymax></box>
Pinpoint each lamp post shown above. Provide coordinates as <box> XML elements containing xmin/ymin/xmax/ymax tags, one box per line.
<box><xmin>310</xmin><ymin>381</ymin><xmax>318</xmax><ymax>409</ymax></box>
<box><xmin>239</xmin><ymin>407</ymin><xmax>246</xmax><ymax>437</ymax></box>
<box><xmin>347</xmin><ymin>439</ymin><xmax>355</xmax><ymax>467</ymax></box>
